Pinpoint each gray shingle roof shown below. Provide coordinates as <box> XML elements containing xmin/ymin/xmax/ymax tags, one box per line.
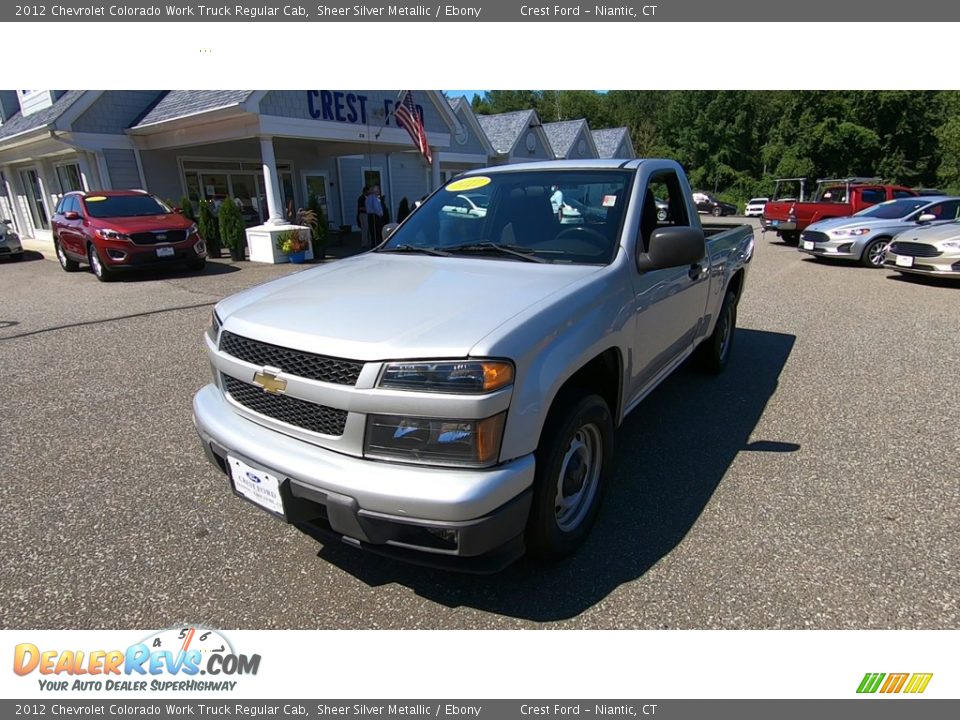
<box><xmin>0</xmin><ymin>90</ymin><xmax>86</xmax><ymax>143</ymax></box>
<box><xmin>543</xmin><ymin>119</ymin><xmax>589</xmax><ymax>158</ymax></box>
<box><xmin>133</xmin><ymin>90</ymin><xmax>254</xmax><ymax>127</ymax></box>
<box><xmin>592</xmin><ymin>127</ymin><xmax>630</xmax><ymax>158</ymax></box>
<box><xmin>448</xmin><ymin>96</ymin><xmax>467</xmax><ymax>112</ymax></box>
<box><xmin>477</xmin><ymin>109</ymin><xmax>537</xmax><ymax>155</ymax></box>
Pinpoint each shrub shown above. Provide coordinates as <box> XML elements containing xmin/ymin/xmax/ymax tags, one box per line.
<box><xmin>218</xmin><ymin>198</ymin><xmax>246</xmax><ymax>252</ymax></box>
<box><xmin>179</xmin><ymin>196</ymin><xmax>196</xmax><ymax>222</ymax></box>
<box><xmin>306</xmin><ymin>196</ymin><xmax>328</xmax><ymax>259</ymax></box>
<box><xmin>198</xmin><ymin>200</ymin><xmax>219</xmax><ymax>257</ymax></box>
<box><xmin>276</xmin><ymin>229</ymin><xmax>310</xmax><ymax>254</ymax></box>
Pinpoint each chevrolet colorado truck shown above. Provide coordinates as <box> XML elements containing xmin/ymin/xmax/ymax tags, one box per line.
<box><xmin>763</xmin><ymin>178</ymin><xmax>916</xmax><ymax>246</ymax></box>
<box><xmin>193</xmin><ymin>159</ymin><xmax>754</xmax><ymax>571</ymax></box>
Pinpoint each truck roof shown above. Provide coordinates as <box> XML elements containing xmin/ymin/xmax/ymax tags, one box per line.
<box><xmin>461</xmin><ymin>158</ymin><xmax>660</xmax><ymax>174</ymax></box>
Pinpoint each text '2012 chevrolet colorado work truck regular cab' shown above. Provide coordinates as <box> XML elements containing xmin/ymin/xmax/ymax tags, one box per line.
<box><xmin>193</xmin><ymin>159</ymin><xmax>753</xmax><ymax>571</ymax></box>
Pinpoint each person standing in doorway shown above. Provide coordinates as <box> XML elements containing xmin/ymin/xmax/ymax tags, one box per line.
<box><xmin>357</xmin><ymin>186</ymin><xmax>369</xmax><ymax>247</ymax></box>
<box><xmin>365</xmin><ymin>185</ymin><xmax>384</xmax><ymax>246</ymax></box>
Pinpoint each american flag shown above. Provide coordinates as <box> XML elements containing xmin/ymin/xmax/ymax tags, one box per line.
<box><xmin>394</xmin><ymin>91</ymin><xmax>432</xmax><ymax>165</ymax></box>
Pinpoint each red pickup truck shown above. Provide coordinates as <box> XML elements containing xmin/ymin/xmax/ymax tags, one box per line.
<box><xmin>763</xmin><ymin>179</ymin><xmax>917</xmax><ymax>245</ymax></box>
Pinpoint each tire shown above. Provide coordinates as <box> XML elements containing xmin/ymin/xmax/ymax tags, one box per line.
<box><xmin>712</xmin><ymin>206</ymin><xmax>723</xmax><ymax>217</ymax></box>
<box><xmin>11</xmin><ymin>252</ymin><xmax>23</xmax><ymax>261</ymax></box>
<box><xmin>694</xmin><ymin>289</ymin><xmax>738</xmax><ymax>374</ymax></box>
<box><xmin>88</xmin><ymin>243</ymin><xmax>114</xmax><ymax>282</ymax></box>
<box><xmin>861</xmin><ymin>237</ymin><xmax>890</xmax><ymax>268</ymax></box>
<box><xmin>186</xmin><ymin>258</ymin><xmax>206</xmax><ymax>272</ymax></box>
<box><xmin>780</xmin><ymin>231</ymin><xmax>800</xmax><ymax>246</ymax></box>
<box><xmin>55</xmin><ymin>238</ymin><xmax>80</xmax><ymax>272</ymax></box>
<box><xmin>526</xmin><ymin>389</ymin><xmax>614</xmax><ymax>561</ymax></box>
<box><xmin>657</xmin><ymin>209</ymin><xmax>667</xmax><ymax>222</ymax></box>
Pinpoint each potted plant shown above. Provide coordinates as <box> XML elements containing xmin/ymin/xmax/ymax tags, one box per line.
<box><xmin>218</xmin><ymin>198</ymin><xmax>246</xmax><ymax>261</ymax></box>
<box><xmin>198</xmin><ymin>200</ymin><xmax>220</xmax><ymax>258</ymax></box>
<box><xmin>304</xmin><ymin>200</ymin><xmax>328</xmax><ymax>262</ymax></box>
<box><xmin>276</xmin><ymin>228</ymin><xmax>310</xmax><ymax>264</ymax></box>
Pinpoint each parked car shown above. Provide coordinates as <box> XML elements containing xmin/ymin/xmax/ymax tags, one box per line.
<box><xmin>51</xmin><ymin>190</ymin><xmax>207</xmax><ymax>282</ymax></box>
<box><xmin>763</xmin><ymin>178</ymin><xmax>916</xmax><ymax>245</ymax></box>
<box><xmin>440</xmin><ymin>193</ymin><xmax>487</xmax><ymax>218</ymax></box>
<box><xmin>744</xmin><ymin>198</ymin><xmax>769</xmax><ymax>218</ymax></box>
<box><xmin>692</xmin><ymin>191</ymin><xmax>737</xmax><ymax>216</ymax></box>
<box><xmin>193</xmin><ymin>159</ymin><xmax>753</xmax><ymax>571</ymax></box>
<box><xmin>0</xmin><ymin>219</ymin><xmax>22</xmax><ymax>261</ymax></box>
<box><xmin>884</xmin><ymin>222</ymin><xmax>960</xmax><ymax>279</ymax></box>
<box><xmin>799</xmin><ymin>196</ymin><xmax>960</xmax><ymax>268</ymax></box>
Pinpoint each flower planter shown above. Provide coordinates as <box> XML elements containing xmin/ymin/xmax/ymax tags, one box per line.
<box><xmin>228</xmin><ymin>247</ymin><xmax>245</xmax><ymax>261</ymax></box>
<box><xmin>287</xmin><ymin>250</ymin><xmax>307</xmax><ymax>264</ymax></box>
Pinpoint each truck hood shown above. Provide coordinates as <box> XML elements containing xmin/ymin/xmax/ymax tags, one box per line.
<box><xmin>218</xmin><ymin>253</ymin><xmax>604</xmax><ymax>361</ymax></box>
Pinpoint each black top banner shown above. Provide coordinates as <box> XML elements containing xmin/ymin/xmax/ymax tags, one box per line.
<box><xmin>3</xmin><ymin>0</ymin><xmax>950</xmax><ymax>22</ymax></box>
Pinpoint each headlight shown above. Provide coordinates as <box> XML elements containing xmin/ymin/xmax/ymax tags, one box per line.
<box><xmin>96</xmin><ymin>228</ymin><xmax>132</xmax><ymax>242</ymax></box>
<box><xmin>379</xmin><ymin>360</ymin><xmax>514</xmax><ymax>394</ymax></box>
<box><xmin>188</xmin><ymin>223</ymin><xmax>199</xmax><ymax>236</ymax></box>
<box><xmin>830</xmin><ymin>227</ymin><xmax>871</xmax><ymax>237</ymax></box>
<box><xmin>364</xmin><ymin>412</ymin><xmax>506</xmax><ymax>468</ymax></box>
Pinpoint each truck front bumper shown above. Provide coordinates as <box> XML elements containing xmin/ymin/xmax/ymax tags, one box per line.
<box><xmin>192</xmin><ymin>384</ymin><xmax>535</xmax><ymax>571</ymax></box>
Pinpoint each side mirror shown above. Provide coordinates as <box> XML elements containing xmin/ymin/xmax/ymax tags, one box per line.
<box><xmin>637</xmin><ymin>226</ymin><xmax>705</xmax><ymax>272</ymax></box>
<box><xmin>64</xmin><ymin>211</ymin><xmax>80</xmax><ymax>220</ymax></box>
<box><xmin>381</xmin><ymin>223</ymin><xmax>399</xmax><ymax>242</ymax></box>
<box><xmin>2</xmin><ymin>219</ymin><xmax>12</xmax><ymax>225</ymax></box>
<box><xmin>172</xmin><ymin>207</ymin><xmax>183</xmax><ymax>214</ymax></box>
<box><xmin>917</xmin><ymin>213</ymin><xmax>936</xmax><ymax>223</ymax></box>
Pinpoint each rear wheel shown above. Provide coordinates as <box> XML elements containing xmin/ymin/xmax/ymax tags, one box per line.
<box><xmin>88</xmin><ymin>244</ymin><xmax>114</xmax><ymax>282</ymax></box>
<box><xmin>694</xmin><ymin>289</ymin><xmax>738</xmax><ymax>374</ymax></box>
<box><xmin>55</xmin><ymin>238</ymin><xmax>80</xmax><ymax>272</ymax></box>
<box><xmin>861</xmin><ymin>237</ymin><xmax>890</xmax><ymax>268</ymax></box>
<box><xmin>712</xmin><ymin>206</ymin><xmax>723</xmax><ymax>217</ymax></box>
<box><xmin>526</xmin><ymin>389</ymin><xmax>614</xmax><ymax>561</ymax></box>
<box><xmin>780</xmin><ymin>231</ymin><xmax>799</xmax><ymax>246</ymax></box>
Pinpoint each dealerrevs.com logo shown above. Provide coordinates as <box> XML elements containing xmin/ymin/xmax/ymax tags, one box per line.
<box><xmin>13</xmin><ymin>627</ymin><xmax>261</xmax><ymax>692</ymax></box>
<box><xmin>857</xmin><ymin>673</ymin><xmax>933</xmax><ymax>694</ymax></box>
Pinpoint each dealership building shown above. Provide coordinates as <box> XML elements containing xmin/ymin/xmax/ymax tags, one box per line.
<box><xmin>0</xmin><ymin>90</ymin><xmax>635</xmax><ymax>243</ymax></box>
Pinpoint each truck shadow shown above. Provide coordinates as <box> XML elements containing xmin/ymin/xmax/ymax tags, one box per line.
<box><xmin>307</xmin><ymin>328</ymin><xmax>797</xmax><ymax>622</ymax></box>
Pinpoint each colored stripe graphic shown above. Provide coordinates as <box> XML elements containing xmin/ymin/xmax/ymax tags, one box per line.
<box><xmin>857</xmin><ymin>673</ymin><xmax>885</xmax><ymax>693</ymax></box>
<box><xmin>903</xmin><ymin>673</ymin><xmax>933</xmax><ymax>694</ymax></box>
<box><xmin>880</xmin><ymin>673</ymin><xmax>909</xmax><ymax>693</ymax></box>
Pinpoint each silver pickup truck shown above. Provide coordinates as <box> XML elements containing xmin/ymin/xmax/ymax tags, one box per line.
<box><xmin>193</xmin><ymin>159</ymin><xmax>753</xmax><ymax>571</ymax></box>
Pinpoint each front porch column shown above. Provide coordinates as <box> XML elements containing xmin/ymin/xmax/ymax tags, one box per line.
<box><xmin>76</xmin><ymin>153</ymin><xmax>98</xmax><ymax>191</ymax></box>
<box><xmin>259</xmin><ymin>136</ymin><xmax>285</xmax><ymax>225</ymax></box>
<box><xmin>430</xmin><ymin>148</ymin><xmax>441</xmax><ymax>191</ymax></box>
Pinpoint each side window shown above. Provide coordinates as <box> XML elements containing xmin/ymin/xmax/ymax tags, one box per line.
<box><xmin>64</xmin><ymin>196</ymin><xmax>77</xmax><ymax>214</ymax></box>
<box><xmin>926</xmin><ymin>200</ymin><xmax>960</xmax><ymax>220</ymax></box>
<box><xmin>640</xmin><ymin>171</ymin><xmax>689</xmax><ymax>249</ymax></box>
<box><xmin>860</xmin><ymin>188</ymin><xmax>886</xmax><ymax>205</ymax></box>
<box><xmin>55</xmin><ymin>196</ymin><xmax>67</xmax><ymax>215</ymax></box>
<box><xmin>892</xmin><ymin>189</ymin><xmax>915</xmax><ymax>199</ymax></box>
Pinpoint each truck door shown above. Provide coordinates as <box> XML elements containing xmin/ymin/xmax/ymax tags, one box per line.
<box><xmin>627</xmin><ymin>170</ymin><xmax>711</xmax><ymax>400</ymax></box>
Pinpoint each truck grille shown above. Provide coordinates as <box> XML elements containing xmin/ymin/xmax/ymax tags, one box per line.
<box><xmin>801</xmin><ymin>231</ymin><xmax>829</xmax><ymax>244</ymax></box>
<box><xmin>888</xmin><ymin>241</ymin><xmax>941</xmax><ymax>258</ymax></box>
<box><xmin>222</xmin><ymin>374</ymin><xmax>347</xmax><ymax>436</ymax></box>
<box><xmin>129</xmin><ymin>230</ymin><xmax>187</xmax><ymax>245</ymax></box>
<box><xmin>219</xmin><ymin>331</ymin><xmax>363</xmax><ymax>385</ymax></box>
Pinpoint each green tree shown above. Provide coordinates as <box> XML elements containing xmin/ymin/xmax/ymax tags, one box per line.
<box><xmin>179</xmin><ymin>196</ymin><xmax>196</xmax><ymax>222</ymax></box>
<box><xmin>198</xmin><ymin>200</ymin><xmax>219</xmax><ymax>258</ymax></box>
<box><xmin>218</xmin><ymin>199</ymin><xmax>245</xmax><ymax>258</ymax></box>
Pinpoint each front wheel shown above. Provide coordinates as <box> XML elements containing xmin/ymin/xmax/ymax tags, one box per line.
<box><xmin>712</xmin><ymin>206</ymin><xmax>723</xmax><ymax>217</ymax></box>
<box><xmin>694</xmin><ymin>289</ymin><xmax>738</xmax><ymax>374</ymax></box>
<box><xmin>186</xmin><ymin>258</ymin><xmax>207</xmax><ymax>272</ymax></box>
<box><xmin>526</xmin><ymin>389</ymin><xmax>614</xmax><ymax>561</ymax></box>
<box><xmin>861</xmin><ymin>237</ymin><xmax>890</xmax><ymax>268</ymax></box>
<box><xmin>88</xmin><ymin>244</ymin><xmax>114</xmax><ymax>282</ymax></box>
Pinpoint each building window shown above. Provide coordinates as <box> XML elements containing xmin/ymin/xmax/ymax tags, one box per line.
<box><xmin>56</xmin><ymin>163</ymin><xmax>84</xmax><ymax>193</ymax></box>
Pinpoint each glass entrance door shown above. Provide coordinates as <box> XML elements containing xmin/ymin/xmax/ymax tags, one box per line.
<box><xmin>20</xmin><ymin>168</ymin><xmax>49</xmax><ymax>230</ymax></box>
<box><xmin>230</xmin><ymin>173</ymin><xmax>261</xmax><ymax>226</ymax></box>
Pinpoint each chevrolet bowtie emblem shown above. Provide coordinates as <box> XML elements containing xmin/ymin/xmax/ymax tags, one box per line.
<box><xmin>253</xmin><ymin>367</ymin><xmax>286</xmax><ymax>394</ymax></box>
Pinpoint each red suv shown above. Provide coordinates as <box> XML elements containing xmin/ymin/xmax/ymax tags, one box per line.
<box><xmin>52</xmin><ymin>190</ymin><xmax>206</xmax><ymax>281</ymax></box>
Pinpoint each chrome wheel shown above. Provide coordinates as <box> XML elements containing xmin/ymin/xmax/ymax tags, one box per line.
<box><xmin>866</xmin><ymin>240</ymin><xmax>888</xmax><ymax>267</ymax></box>
<box><xmin>89</xmin><ymin>245</ymin><xmax>103</xmax><ymax>278</ymax></box>
<box><xmin>57</xmin><ymin>242</ymin><xmax>68</xmax><ymax>268</ymax></box>
<box><xmin>555</xmin><ymin>423</ymin><xmax>603</xmax><ymax>532</ymax></box>
<box><xmin>717</xmin><ymin>302</ymin><xmax>733</xmax><ymax>362</ymax></box>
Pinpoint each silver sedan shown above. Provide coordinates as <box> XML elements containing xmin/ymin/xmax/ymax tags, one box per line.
<box><xmin>798</xmin><ymin>196</ymin><xmax>960</xmax><ymax>268</ymax></box>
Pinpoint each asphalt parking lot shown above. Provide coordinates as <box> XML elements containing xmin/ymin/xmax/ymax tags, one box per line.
<box><xmin>1</xmin><ymin>220</ymin><xmax>957</xmax><ymax>630</ymax></box>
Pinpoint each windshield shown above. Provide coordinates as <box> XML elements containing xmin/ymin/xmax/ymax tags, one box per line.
<box><xmin>854</xmin><ymin>198</ymin><xmax>930</xmax><ymax>219</ymax></box>
<box><xmin>83</xmin><ymin>194</ymin><xmax>171</xmax><ymax>218</ymax></box>
<box><xmin>748</xmin><ymin>198</ymin><xmax>768</xmax><ymax>204</ymax></box>
<box><xmin>380</xmin><ymin>170</ymin><xmax>633</xmax><ymax>264</ymax></box>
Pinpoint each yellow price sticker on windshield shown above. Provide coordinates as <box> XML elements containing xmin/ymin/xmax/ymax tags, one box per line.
<box><xmin>85</xmin><ymin>196</ymin><xmax>107</xmax><ymax>202</ymax></box>
<box><xmin>445</xmin><ymin>176</ymin><xmax>491</xmax><ymax>192</ymax></box>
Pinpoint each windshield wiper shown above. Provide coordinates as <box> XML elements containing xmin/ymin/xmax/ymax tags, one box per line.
<box><xmin>445</xmin><ymin>241</ymin><xmax>548</xmax><ymax>263</ymax></box>
<box><xmin>381</xmin><ymin>244</ymin><xmax>452</xmax><ymax>257</ymax></box>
